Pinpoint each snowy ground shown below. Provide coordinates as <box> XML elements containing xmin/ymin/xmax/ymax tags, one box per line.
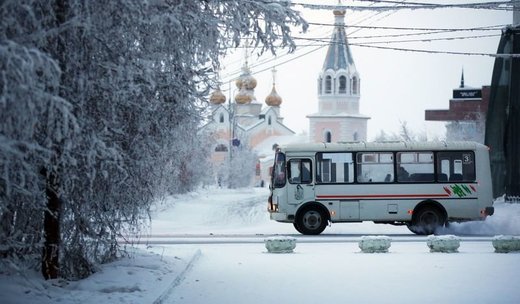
<box><xmin>2</xmin><ymin>187</ymin><xmax>520</xmax><ymax>303</ymax></box>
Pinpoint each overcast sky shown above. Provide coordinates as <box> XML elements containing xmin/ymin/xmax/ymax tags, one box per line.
<box><xmin>218</xmin><ymin>0</ymin><xmax>513</xmax><ymax>141</ymax></box>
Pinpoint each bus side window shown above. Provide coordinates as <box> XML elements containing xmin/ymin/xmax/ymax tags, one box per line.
<box><xmin>436</xmin><ymin>152</ymin><xmax>476</xmax><ymax>182</ymax></box>
<box><xmin>288</xmin><ymin>159</ymin><xmax>312</xmax><ymax>184</ymax></box>
<box><xmin>288</xmin><ymin>160</ymin><xmax>301</xmax><ymax>183</ymax></box>
<box><xmin>357</xmin><ymin>152</ymin><xmax>393</xmax><ymax>183</ymax></box>
<box><xmin>302</xmin><ymin>160</ymin><xmax>312</xmax><ymax>183</ymax></box>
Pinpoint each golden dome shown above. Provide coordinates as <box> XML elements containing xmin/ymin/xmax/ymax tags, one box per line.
<box><xmin>209</xmin><ymin>88</ymin><xmax>226</xmax><ymax>104</ymax></box>
<box><xmin>243</xmin><ymin>75</ymin><xmax>257</xmax><ymax>89</ymax></box>
<box><xmin>235</xmin><ymin>65</ymin><xmax>257</xmax><ymax>90</ymax></box>
<box><xmin>235</xmin><ymin>88</ymin><xmax>253</xmax><ymax>104</ymax></box>
<box><xmin>265</xmin><ymin>85</ymin><xmax>282</xmax><ymax>107</ymax></box>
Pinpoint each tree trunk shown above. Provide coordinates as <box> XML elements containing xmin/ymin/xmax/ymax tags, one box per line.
<box><xmin>41</xmin><ymin>0</ymin><xmax>67</xmax><ymax>280</ymax></box>
<box><xmin>42</xmin><ymin>169</ymin><xmax>61</xmax><ymax>280</ymax></box>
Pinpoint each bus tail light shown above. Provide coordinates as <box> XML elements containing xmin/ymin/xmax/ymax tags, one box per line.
<box><xmin>407</xmin><ymin>209</ymin><xmax>413</xmax><ymax>215</ymax></box>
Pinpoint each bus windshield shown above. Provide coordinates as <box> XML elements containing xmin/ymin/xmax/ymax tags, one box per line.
<box><xmin>272</xmin><ymin>152</ymin><xmax>286</xmax><ymax>188</ymax></box>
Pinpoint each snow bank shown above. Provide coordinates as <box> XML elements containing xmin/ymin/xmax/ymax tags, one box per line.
<box><xmin>0</xmin><ymin>247</ymin><xmax>199</xmax><ymax>304</ymax></box>
<box><xmin>358</xmin><ymin>236</ymin><xmax>392</xmax><ymax>253</ymax></box>
<box><xmin>492</xmin><ymin>235</ymin><xmax>520</xmax><ymax>253</ymax></box>
<box><xmin>427</xmin><ymin>235</ymin><xmax>461</xmax><ymax>253</ymax></box>
<box><xmin>264</xmin><ymin>236</ymin><xmax>297</xmax><ymax>253</ymax></box>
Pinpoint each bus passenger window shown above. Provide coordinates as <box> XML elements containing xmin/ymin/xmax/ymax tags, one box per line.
<box><xmin>397</xmin><ymin>152</ymin><xmax>434</xmax><ymax>183</ymax></box>
<box><xmin>356</xmin><ymin>152</ymin><xmax>393</xmax><ymax>183</ymax></box>
<box><xmin>436</xmin><ymin>151</ymin><xmax>476</xmax><ymax>182</ymax></box>
<box><xmin>316</xmin><ymin>152</ymin><xmax>353</xmax><ymax>184</ymax></box>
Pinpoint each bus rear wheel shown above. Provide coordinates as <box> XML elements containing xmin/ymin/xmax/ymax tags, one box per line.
<box><xmin>407</xmin><ymin>206</ymin><xmax>446</xmax><ymax>235</ymax></box>
<box><xmin>295</xmin><ymin>205</ymin><xmax>328</xmax><ymax>235</ymax></box>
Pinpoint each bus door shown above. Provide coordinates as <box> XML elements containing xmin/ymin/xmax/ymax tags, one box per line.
<box><xmin>315</xmin><ymin>152</ymin><xmax>360</xmax><ymax>220</ymax></box>
<box><xmin>286</xmin><ymin>158</ymin><xmax>315</xmax><ymax>205</ymax></box>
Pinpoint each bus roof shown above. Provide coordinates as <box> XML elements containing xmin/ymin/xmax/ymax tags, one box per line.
<box><xmin>278</xmin><ymin>141</ymin><xmax>488</xmax><ymax>153</ymax></box>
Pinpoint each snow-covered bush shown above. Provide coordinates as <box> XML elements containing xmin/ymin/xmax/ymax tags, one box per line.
<box><xmin>0</xmin><ymin>0</ymin><xmax>306</xmax><ymax>279</ymax></box>
<box><xmin>492</xmin><ymin>235</ymin><xmax>520</xmax><ymax>253</ymax></box>
<box><xmin>358</xmin><ymin>236</ymin><xmax>392</xmax><ymax>253</ymax></box>
<box><xmin>265</xmin><ymin>236</ymin><xmax>297</xmax><ymax>253</ymax></box>
<box><xmin>427</xmin><ymin>235</ymin><xmax>460</xmax><ymax>253</ymax></box>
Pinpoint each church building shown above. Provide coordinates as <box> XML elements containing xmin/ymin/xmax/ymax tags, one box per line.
<box><xmin>203</xmin><ymin>63</ymin><xmax>298</xmax><ymax>186</ymax></box>
<box><xmin>307</xmin><ymin>6</ymin><xmax>370</xmax><ymax>143</ymax></box>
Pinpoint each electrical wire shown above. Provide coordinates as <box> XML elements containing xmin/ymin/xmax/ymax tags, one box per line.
<box><xmin>291</xmin><ymin>1</ymin><xmax>517</xmax><ymax>11</ymax></box>
<box><xmin>351</xmin><ymin>43</ymin><xmax>520</xmax><ymax>57</ymax></box>
<box><xmin>219</xmin><ymin>0</ymin><xmax>403</xmax><ymax>85</ymax></box>
<box><xmin>291</xmin><ymin>32</ymin><xmax>502</xmax><ymax>45</ymax></box>
<box><xmin>216</xmin><ymin>0</ymin><xmax>514</xmax><ymax>88</ymax></box>
<box><xmin>307</xmin><ymin>22</ymin><xmax>509</xmax><ymax>31</ymax></box>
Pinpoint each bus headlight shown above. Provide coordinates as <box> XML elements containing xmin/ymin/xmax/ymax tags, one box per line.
<box><xmin>267</xmin><ymin>202</ymin><xmax>279</xmax><ymax>212</ymax></box>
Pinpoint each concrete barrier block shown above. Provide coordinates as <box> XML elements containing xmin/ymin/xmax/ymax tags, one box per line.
<box><xmin>358</xmin><ymin>236</ymin><xmax>392</xmax><ymax>253</ymax></box>
<box><xmin>427</xmin><ymin>235</ymin><xmax>460</xmax><ymax>253</ymax></box>
<box><xmin>492</xmin><ymin>235</ymin><xmax>520</xmax><ymax>253</ymax></box>
<box><xmin>265</xmin><ymin>236</ymin><xmax>297</xmax><ymax>253</ymax></box>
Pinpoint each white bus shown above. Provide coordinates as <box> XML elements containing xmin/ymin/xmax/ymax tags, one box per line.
<box><xmin>267</xmin><ymin>141</ymin><xmax>495</xmax><ymax>235</ymax></box>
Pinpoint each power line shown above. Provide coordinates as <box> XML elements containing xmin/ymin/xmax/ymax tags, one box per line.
<box><xmin>351</xmin><ymin>33</ymin><xmax>502</xmax><ymax>44</ymax></box>
<box><xmin>218</xmin><ymin>0</ymin><xmax>514</xmax><ymax>87</ymax></box>
<box><xmin>291</xmin><ymin>1</ymin><xmax>517</xmax><ymax>11</ymax></box>
<box><xmin>219</xmin><ymin>0</ymin><xmax>397</xmax><ymax>85</ymax></box>
<box><xmin>351</xmin><ymin>42</ymin><xmax>520</xmax><ymax>57</ymax></box>
<box><xmin>307</xmin><ymin>22</ymin><xmax>508</xmax><ymax>31</ymax></box>
<box><xmin>291</xmin><ymin>32</ymin><xmax>502</xmax><ymax>45</ymax></box>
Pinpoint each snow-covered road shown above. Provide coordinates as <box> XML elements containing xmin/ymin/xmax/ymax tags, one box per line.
<box><xmin>3</xmin><ymin>186</ymin><xmax>520</xmax><ymax>304</ymax></box>
<box><xmin>151</xmin><ymin>241</ymin><xmax>520</xmax><ymax>304</ymax></box>
<box><xmin>143</xmin><ymin>187</ymin><xmax>520</xmax><ymax>304</ymax></box>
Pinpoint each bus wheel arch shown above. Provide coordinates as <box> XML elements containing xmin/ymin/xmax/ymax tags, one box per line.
<box><xmin>294</xmin><ymin>202</ymin><xmax>330</xmax><ymax>235</ymax></box>
<box><xmin>408</xmin><ymin>200</ymin><xmax>447</xmax><ymax>235</ymax></box>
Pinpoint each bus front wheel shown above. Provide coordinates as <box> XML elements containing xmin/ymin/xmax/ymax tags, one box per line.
<box><xmin>295</xmin><ymin>205</ymin><xmax>328</xmax><ymax>235</ymax></box>
<box><xmin>407</xmin><ymin>206</ymin><xmax>446</xmax><ymax>235</ymax></box>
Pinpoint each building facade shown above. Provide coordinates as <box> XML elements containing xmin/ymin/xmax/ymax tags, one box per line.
<box><xmin>425</xmin><ymin>72</ymin><xmax>490</xmax><ymax>143</ymax></box>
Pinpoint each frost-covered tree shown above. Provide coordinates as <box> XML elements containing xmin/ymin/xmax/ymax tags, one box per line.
<box><xmin>373</xmin><ymin>120</ymin><xmax>428</xmax><ymax>142</ymax></box>
<box><xmin>0</xmin><ymin>0</ymin><xmax>306</xmax><ymax>279</ymax></box>
<box><xmin>219</xmin><ymin>144</ymin><xmax>258</xmax><ymax>189</ymax></box>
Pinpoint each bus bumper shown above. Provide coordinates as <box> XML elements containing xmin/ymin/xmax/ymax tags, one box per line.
<box><xmin>270</xmin><ymin>212</ymin><xmax>288</xmax><ymax>221</ymax></box>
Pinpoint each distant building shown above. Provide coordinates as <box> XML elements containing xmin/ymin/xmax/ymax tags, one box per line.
<box><xmin>202</xmin><ymin>64</ymin><xmax>299</xmax><ymax>186</ymax></box>
<box><xmin>307</xmin><ymin>7</ymin><xmax>370</xmax><ymax>143</ymax></box>
<box><xmin>425</xmin><ymin>71</ymin><xmax>489</xmax><ymax>143</ymax></box>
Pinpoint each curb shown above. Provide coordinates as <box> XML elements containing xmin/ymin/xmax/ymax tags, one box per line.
<box><xmin>152</xmin><ymin>249</ymin><xmax>202</xmax><ymax>304</ymax></box>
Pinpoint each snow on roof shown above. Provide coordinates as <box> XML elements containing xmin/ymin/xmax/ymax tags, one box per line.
<box><xmin>278</xmin><ymin>141</ymin><xmax>487</xmax><ymax>153</ymax></box>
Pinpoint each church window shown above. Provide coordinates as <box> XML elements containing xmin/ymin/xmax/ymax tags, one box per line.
<box><xmin>352</xmin><ymin>76</ymin><xmax>359</xmax><ymax>95</ymax></box>
<box><xmin>318</xmin><ymin>77</ymin><xmax>323</xmax><ymax>94</ymax></box>
<box><xmin>219</xmin><ymin>113</ymin><xmax>225</xmax><ymax>123</ymax></box>
<box><xmin>325</xmin><ymin>131</ymin><xmax>332</xmax><ymax>143</ymax></box>
<box><xmin>268</xmin><ymin>116</ymin><xmax>272</xmax><ymax>125</ymax></box>
<box><xmin>339</xmin><ymin>76</ymin><xmax>347</xmax><ymax>94</ymax></box>
<box><xmin>325</xmin><ymin>76</ymin><xmax>332</xmax><ymax>94</ymax></box>
<box><xmin>353</xmin><ymin>132</ymin><xmax>359</xmax><ymax>141</ymax></box>
<box><xmin>215</xmin><ymin>143</ymin><xmax>228</xmax><ymax>152</ymax></box>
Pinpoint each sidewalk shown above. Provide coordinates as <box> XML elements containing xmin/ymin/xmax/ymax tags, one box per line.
<box><xmin>0</xmin><ymin>246</ymin><xmax>200</xmax><ymax>304</ymax></box>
